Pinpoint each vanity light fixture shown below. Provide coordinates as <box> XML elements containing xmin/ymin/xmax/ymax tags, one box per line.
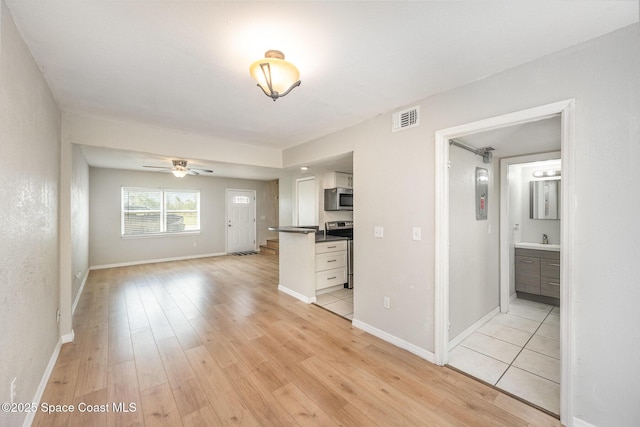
<box><xmin>249</xmin><ymin>50</ymin><xmax>301</xmax><ymax>101</ymax></box>
<box><xmin>533</xmin><ymin>169</ymin><xmax>561</xmax><ymax>178</ymax></box>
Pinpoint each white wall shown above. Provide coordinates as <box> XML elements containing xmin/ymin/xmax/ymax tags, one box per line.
<box><xmin>283</xmin><ymin>24</ymin><xmax>640</xmax><ymax>426</ymax></box>
<box><xmin>89</xmin><ymin>167</ymin><xmax>278</xmax><ymax>267</ymax></box>
<box><xmin>71</xmin><ymin>144</ymin><xmax>90</xmax><ymax>304</ymax></box>
<box><xmin>0</xmin><ymin>2</ymin><xmax>61</xmax><ymax>425</ymax></box>
<box><xmin>448</xmin><ymin>146</ymin><xmax>500</xmax><ymax>340</ymax></box>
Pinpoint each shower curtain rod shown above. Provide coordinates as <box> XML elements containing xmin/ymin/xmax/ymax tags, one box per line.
<box><xmin>449</xmin><ymin>139</ymin><xmax>494</xmax><ymax>163</ymax></box>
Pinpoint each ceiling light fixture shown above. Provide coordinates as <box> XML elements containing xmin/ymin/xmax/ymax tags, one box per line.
<box><xmin>171</xmin><ymin>160</ymin><xmax>189</xmax><ymax>178</ymax></box>
<box><xmin>249</xmin><ymin>50</ymin><xmax>301</xmax><ymax>101</ymax></box>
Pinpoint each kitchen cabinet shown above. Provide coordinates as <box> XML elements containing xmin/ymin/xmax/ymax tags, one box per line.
<box><xmin>323</xmin><ymin>172</ymin><xmax>353</xmax><ymax>189</ymax></box>
<box><xmin>515</xmin><ymin>247</ymin><xmax>560</xmax><ymax>299</ymax></box>
<box><xmin>315</xmin><ymin>240</ymin><xmax>348</xmax><ymax>290</ymax></box>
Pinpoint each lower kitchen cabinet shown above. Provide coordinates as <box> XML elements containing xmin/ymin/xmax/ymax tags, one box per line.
<box><xmin>315</xmin><ymin>240</ymin><xmax>348</xmax><ymax>291</ymax></box>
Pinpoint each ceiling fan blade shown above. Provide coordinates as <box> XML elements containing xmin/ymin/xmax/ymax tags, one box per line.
<box><xmin>189</xmin><ymin>168</ymin><xmax>213</xmax><ymax>173</ymax></box>
<box><xmin>143</xmin><ymin>165</ymin><xmax>172</xmax><ymax>170</ymax></box>
<box><xmin>188</xmin><ymin>170</ymin><xmax>200</xmax><ymax>176</ymax></box>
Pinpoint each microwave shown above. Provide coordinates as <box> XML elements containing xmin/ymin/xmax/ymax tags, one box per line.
<box><xmin>324</xmin><ymin>187</ymin><xmax>353</xmax><ymax>211</ymax></box>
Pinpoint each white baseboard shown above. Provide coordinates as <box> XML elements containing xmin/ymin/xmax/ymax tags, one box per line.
<box><xmin>61</xmin><ymin>330</ymin><xmax>75</xmax><ymax>344</ymax></box>
<box><xmin>90</xmin><ymin>252</ymin><xmax>227</xmax><ymax>270</ymax></box>
<box><xmin>277</xmin><ymin>285</ymin><xmax>316</xmax><ymax>304</ymax></box>
<box><xmin>352</xmin><ymin>319</ymin><xmax>435</xmax><ymax>364</ymax></box>
<box><xmin>573</xmin><ymin>418</ymin><xmax>597</xmax><ymax>427</ymax></box>
<box><xmin>448</xmin><ymin>306</ymin><xmax>500</xmax><ymax>351</ymax></box>
<box><xmin>23</xmin><ymin>338</ymin><xmax>62</xmax><ymax>427</ymax></box>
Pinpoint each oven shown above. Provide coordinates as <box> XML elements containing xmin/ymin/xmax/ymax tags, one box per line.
<box><xmin>325</xmin><ymin>221</ymin><xmax>354</xmax><ymax>289</ymax></box>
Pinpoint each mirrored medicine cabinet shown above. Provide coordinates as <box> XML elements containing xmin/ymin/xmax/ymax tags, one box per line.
<box><xmin>530</xmin><ymin>179</ymin><xmax>561</xmax><ymax>220</ymax></box>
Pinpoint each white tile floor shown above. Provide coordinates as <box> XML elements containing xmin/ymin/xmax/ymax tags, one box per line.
<box><xmin>314</xmin><ymin>287</ymin><xmax>353</xmax><ymax>319</ymax></box>
<box><xmin>448</xmin><ymin>298</ymin><xmax>560</xmax><ymax>416</ymax></box>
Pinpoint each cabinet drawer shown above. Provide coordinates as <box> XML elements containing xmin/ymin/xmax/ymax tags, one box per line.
<box><xmin>541</xmin><ymin>259</ymin><xmax>560</xmax><ymax>279</ymax></box>
<box><xmin>541</xmin><ymin>277</ymin><xmax>561</xmax><ymax>298</ymax></box>
<box><xmin>315</xmin><ymin>268</ymin><xmax>347</xmax><ymax>290</ymax></box>
<box><xmin>316</xmin><ymin>251</ymin><xmax>347</xmax><ymax>272</ymax></box>
<box><xmin>316</xmin><ymin>240</ymin><xmax>347</xmax><ymax>254</ymax></box>
<box><xmin>515</xmin><ymin>256</ymin><xmax>540</xmax><ymax>294</ymax></box>
<box><xmin>515</xmin><ymin>256</ymin><xmax>540</xmax><ymax>274</ymax></box>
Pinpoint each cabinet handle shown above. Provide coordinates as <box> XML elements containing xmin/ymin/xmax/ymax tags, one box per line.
<box><xmin>548</xmin><ymin>263</ymin><xmax>560</xmax><ymax>267</ymax></box>
<box><xmin>327</xmin><ymin>245</ymin><xmax>337</xmax><ymax>249</ymax></box>
<box><xmin>548</xmin><ymin>281</ymin><xmax>560</xmax><ymax>286</ymax></box>
<box><xmin>520</xmin><ymin>260</ymin><xmax>534</xmax><ymax>264</ymax></box>
<box><xmin>327</xmin><ymin>259</ymin><xmax>337</xmax><ymax>263</ymax></box>
<box><xmin>328</xmin><ymin>276</ymin><xmax>336</xmax><ymax>280</ymax></box>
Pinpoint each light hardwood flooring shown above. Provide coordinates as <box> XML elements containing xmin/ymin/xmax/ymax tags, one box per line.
<box><xmin>33</xmin><ymin>254</ymin><xmax>561</xmax><ymax>426</ymax></box>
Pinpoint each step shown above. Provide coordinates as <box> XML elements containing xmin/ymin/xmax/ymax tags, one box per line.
<box><xmin>265</xmin><ymin>239</ymin><xmax>279</xmax><ymax>249</ymax></box>
<box><xmin>259</xmin><ymin>245</ymin><xmax>278</xmax><ymax>255</ymax></box>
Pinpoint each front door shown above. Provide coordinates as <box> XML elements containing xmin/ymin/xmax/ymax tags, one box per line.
<box><xmin>226</xmin><ymin>189</ymin><xmax>256</xmax><ymax>253</ymax></box>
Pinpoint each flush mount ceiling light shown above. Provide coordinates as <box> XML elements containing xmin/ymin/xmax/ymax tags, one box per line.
<box><xmin>249</xmin><ymin>50</ymin><xmax>301</xmax><ymax>101</ymax></box>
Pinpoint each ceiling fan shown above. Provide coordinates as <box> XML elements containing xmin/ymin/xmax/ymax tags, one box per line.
<box><xmin>143</xmin><ymin>159</ymin><xmax>213</xmax><ymax>178</ymax></box>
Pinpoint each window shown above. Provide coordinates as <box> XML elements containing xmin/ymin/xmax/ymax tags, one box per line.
<box><xmin>121</xmin><ymin>187</ymin><xmax>200</xmax><ymax>236</ymax></box>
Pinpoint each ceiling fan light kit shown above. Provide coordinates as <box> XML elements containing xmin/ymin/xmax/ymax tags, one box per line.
<box><xmin>249</xmin><ymin>50</ymin><xmax>301</xmax><ymax>101</ymax></box>
<box><xmin>143</xmin><ymin>159</ymin><xmax>213</xmax><ymax>178</ymax></box>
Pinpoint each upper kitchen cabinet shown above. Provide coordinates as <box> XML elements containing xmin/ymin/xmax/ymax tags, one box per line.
<box><xmin>323</xmin><ymin>172</ymin><xmax>353</xmax><ymax>189</ymax></box>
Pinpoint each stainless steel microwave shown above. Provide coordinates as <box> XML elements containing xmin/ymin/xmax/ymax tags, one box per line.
<box><xmin>324</xmin><ymin>187</ymin><xmax>353</xmax><ymax>211</ymax></box>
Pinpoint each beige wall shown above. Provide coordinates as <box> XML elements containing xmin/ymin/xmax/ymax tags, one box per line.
<box><xmin>283</xmin><ymin>24</ymin><xmax>640</xmax><ymax>426</ymax></box>
<box><xmin>448</xmin><ymin>146</ymin><xmax>500</xmax><ymax>340</ymax></box>
<box><xmin>89</xmin><ymin>167</ymin><xmax>279</xmax><ymax>267</ymax></box>
<box><xmin>0</xmin><ymin>2</ymin><xmax>61</xmax><ymax>425</ymax></box>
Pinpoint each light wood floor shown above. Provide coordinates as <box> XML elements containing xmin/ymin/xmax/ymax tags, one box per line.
<box><xmin>34</xmin><ymin>254</ymin><xmax>561</xmax><ymax>426</ymax></box>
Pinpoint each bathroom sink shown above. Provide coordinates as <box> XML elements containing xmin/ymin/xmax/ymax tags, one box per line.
<box><xmin>514</xmin><ymin>242</ymin><xmax>560</xmax><ymax>252</ymax></box>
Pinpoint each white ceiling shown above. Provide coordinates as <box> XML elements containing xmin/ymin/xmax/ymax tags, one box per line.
<box><xmin>5</xmin><ymin>1</ymin><xmax>638</xmax><ymax>176</ymax></box>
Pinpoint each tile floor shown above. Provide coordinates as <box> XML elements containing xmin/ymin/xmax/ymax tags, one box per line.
<box><xmin>314</xmin><ymin>287</ymin><xmax>353</xmax><ymax>320</ymax></box>
<box><xmin>448</xmin><ymin>298</ymin><xmax>560</xmax><ymax>416</ymax></box>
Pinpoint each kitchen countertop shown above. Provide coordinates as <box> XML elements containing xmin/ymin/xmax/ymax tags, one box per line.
<box><xmin>268</xmin><ymin>226</ymin><xmax>317</xmax><ymax>234</ymax></box>
<box><xmin>268</xmin><ymin>227</ymin><xmax>349</xmax><ymax>242</ymax></box>
<box><xmin>314</xmin><ymin>234</ymin><xmax>349</xmax><ymax>243</ymax></box>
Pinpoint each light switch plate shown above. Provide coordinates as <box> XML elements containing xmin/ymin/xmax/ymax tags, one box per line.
<box><xmin>374</xmin><ymin>226</ymin><xmax>384</xmax><ymax>238</ymax></box>
<box><xmin>412</xmin><ymin>227</ymin><xmax>421</xmax><ymax>241</ymax></box>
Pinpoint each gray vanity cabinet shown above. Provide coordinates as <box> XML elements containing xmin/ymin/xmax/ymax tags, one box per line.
<box><xmin>515</xmin><ymin>248</ymin><xmax>560</xmax><ymax>299</ymax></box>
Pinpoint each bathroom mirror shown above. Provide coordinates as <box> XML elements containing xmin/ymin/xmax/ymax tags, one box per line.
<box><xmin>530</xmin><ymin>179</ymin><xmax>561</xmax><ymax>220</ymax></box>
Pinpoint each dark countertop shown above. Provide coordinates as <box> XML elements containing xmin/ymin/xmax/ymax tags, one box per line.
<box><xmin>268</xmin><ymin>226</ymin><xmax>349</xmax><ymax>243</ymax></box>
<box><xmin>314</xmin><ymin>234</ymin><xmax>349</xmax><ymax>243</ymax></box>
<box><xmin>268</xmin><ymin>226</ymin><xmax>317</xmax><ymax>234</ymax></box>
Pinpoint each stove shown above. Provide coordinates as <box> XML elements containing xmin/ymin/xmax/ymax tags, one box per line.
<box><xmin>325</xmin><ymin>221</ymin><xmax>354</xmax><ymax>289</ymax></box>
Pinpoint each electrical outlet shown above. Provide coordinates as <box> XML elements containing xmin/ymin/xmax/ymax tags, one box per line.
<box><xmin>10</xmin><ymin>377</ymin><xmax>16</xmax><ymax>404</ymax></box>
<box><xmin>56</xmin><ymin>308</ymin><xmax>60</xmax><ymax>323</ymax></box>
<box><xmin>383</xmin><ymin>297</ymin><xmax>390</xmax><ymax>309</ymax></box>
<box><xmin>374</xmin><ymin>226</ymin><xmax>384</xmax><ymax>238</ymax></box>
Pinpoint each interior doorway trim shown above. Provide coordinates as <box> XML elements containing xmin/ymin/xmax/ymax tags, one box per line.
<box><xmin>434</xmin><ymin>99</ymin><xmax>575</xmax><ymax>424</ymax></box>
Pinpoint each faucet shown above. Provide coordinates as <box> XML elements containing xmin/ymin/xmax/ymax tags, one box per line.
<box><xmin>542</xmin><ymin>234</ymin><xmax>549</xmax><ymax>244</ymax></box>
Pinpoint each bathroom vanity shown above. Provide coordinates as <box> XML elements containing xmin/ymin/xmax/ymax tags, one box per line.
<box><xmin>515</xmin><ymin>243</ymin><xmax>560</xmax><ymax>304</ymax></box>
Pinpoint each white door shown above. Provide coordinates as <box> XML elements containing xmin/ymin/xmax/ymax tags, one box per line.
<box><xmin>297</xmin><ymin>177</ymin><xmax>317</xmax><ymax>226</ymax></box>
<box><xmin>226</xmin><ymin>189</ymin><xmax>256</xmax><ymax>253</ymax></box>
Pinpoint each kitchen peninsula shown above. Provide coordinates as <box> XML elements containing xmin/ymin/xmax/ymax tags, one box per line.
<box><xmin>269</xmin><ymin>226</ymin><xmax>349</xmax><ymax>303</ymax></box>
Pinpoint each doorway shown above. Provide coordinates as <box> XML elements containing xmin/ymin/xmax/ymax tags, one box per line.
<box><xmin>434</xmin><ymin>100</ymin><xmax>575</xmax><ymax>424</ymax></box>
<box><xmin>296</xmin><ymin>176</ymin><xmax>317</xmax><ymax>226</ymax></box>
<box><xmin>226</xmin><ymin>189</ymin><xmax>256</xmax><ymax>253</ymax></box>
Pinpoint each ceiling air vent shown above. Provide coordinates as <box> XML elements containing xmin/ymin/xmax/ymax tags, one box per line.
<box><xmin>392</xmin><ymin>106</ymin><xmax>420</xmax><ymax>132</ymax></box>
